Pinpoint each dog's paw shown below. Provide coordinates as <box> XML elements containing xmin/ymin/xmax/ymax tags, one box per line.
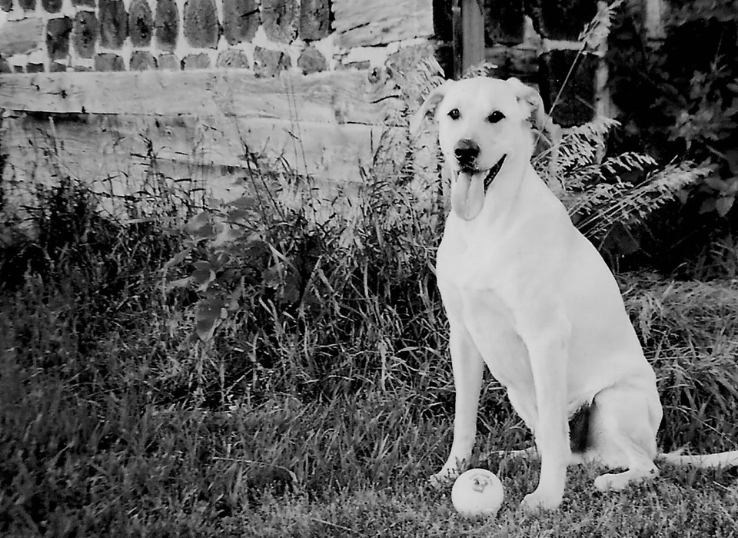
<box><xmin>429</xmin><ymin>468</ymin><xmax>460</xmax><ymax>489</ymax></box>
<box><xmin>594</xmin><ymin>467</ymin><xmax>658</xmax><ymax>492</ymax></box>
<box><xmin>520</xmin><ymin>490</ymin><xmax>562</xmax><ymax>512</ymax></box>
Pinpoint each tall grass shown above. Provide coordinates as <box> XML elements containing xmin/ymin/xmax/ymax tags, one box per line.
<box><xmin>2</xmin><ymin>140</ymin><xmax>738</xmax><ymax>535</ymax></box>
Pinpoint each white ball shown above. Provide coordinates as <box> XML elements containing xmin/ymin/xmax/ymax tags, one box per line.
<box><xmin>451</xmin><ymin>468</ymin><xmax>504</xmax><ymax>518</ymax></box>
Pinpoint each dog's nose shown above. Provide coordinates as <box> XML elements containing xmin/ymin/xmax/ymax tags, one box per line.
<box><xmin>454</xmin><ymin>139</ymin><xmax>480</xmax><ymax>168</ymax></box>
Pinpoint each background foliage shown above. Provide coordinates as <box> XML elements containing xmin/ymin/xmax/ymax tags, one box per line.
<box><xmin>606</xmin><ymin>0</ymin><xmax>738</xmax><ymax>273</ymax></box>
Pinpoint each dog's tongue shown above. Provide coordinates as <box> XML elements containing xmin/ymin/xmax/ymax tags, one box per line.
<box><xmin>451</xmin><ymin>170</ymin><xmax>486</xmax><ymax>221</ymax></box>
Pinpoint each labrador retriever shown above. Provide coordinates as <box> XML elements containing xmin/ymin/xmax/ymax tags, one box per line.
<box><xmin>411</xmin><ymin>76</ymin><xmax>738</xmax><ymax>511</ymax></box>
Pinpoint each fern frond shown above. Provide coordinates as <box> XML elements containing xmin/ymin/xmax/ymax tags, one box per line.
<box><xmin>534</xmin><ymin>117</ymin><xmax>621</xmax><ymax>180</ymax></box>
<box><xmin>575</xmin><ymin>160</ymin><xmax>714</xmax><ymax>240</ymax></box>
<box><xmin>579</xmin><ymin>0</ymin><xmax>625</xmax><ymax>52</ymax></box>
<box><xmin>599</xmin><ymin>152</ymin><xmax>658</xmax><ymax>178</ymax></box>
<box><xmin>462</xmin><ymin>62</ymin><xmax>499</xmax><ymax>79</ymax></box>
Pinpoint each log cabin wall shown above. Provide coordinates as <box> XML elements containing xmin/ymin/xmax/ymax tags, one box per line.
<box><xmin>0</xmin><ymin>0</ymin><xmax>666</xmax><ymax>206</ymax></box>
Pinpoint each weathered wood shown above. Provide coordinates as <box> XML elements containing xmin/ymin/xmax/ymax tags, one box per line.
<box><xmin>2</xmin><ymin>111</ymin><xmax>395</xmax><ymax>192</ymax></box>
<box><xmin>333</xmin><ymin>0</ymin><xmax>434</xmax><ymax>48</ymax></box>
<box><xmin>0</xmin><ymin>69</ymin><xmax>388</xmax><ymax>125</ymax></box>
<box><xmin>461</xmin><ymin>0</ymin><xmax>485</xmax><ymax>74</ymax></box>
<box><xmin>451</xmin><ymin>0</ymin><xmax>462</xmax><ymax>79</ymax></box>
<box><xmin>0</xmin><ymin>66</ymin><xmax>419</xmax><ymax>203</ymax></box>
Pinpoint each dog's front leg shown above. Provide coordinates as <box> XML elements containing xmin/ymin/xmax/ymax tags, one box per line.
<box><xmin>519</xmin><ymin>319</ymin><xmax>571</xmax><ymax>511</ymax></box>
<box><xmin>431</xmin><ymin>322</ymin><xmax>485</xmax><ymax>487</ymax></box>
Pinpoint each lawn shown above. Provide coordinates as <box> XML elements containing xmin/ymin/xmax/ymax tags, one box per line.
<box><xmin>1</xmin><ymin>171</ymin><xmax>738</xmax><ymax>537</ymax></box>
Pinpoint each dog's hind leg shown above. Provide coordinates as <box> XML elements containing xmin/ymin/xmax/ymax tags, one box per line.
<box><xmin>586</xmin><ymin>383</ymin><xmax>662</xmax><ymax>491</ymax></box>
<box><xmin>431</xmin><ymin>321</ymin><xmax>486</xmax><ymax>487</ymax></box>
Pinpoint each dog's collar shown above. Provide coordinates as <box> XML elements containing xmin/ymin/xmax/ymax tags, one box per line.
<box><xmin>483</xmin><ymin>155</ymin><xmax>507</xmax><ymax>193</ymax></box>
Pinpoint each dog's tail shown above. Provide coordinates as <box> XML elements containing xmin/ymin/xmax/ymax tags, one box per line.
<box><xmin>658</xmin><ymin>450</ymin><xmax>738</xmax><ymax>469</ymax></box>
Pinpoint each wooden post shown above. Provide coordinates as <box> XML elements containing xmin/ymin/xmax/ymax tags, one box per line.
<box><xmin>452</xmin><ymin>0</ymin><xmax>485</xmax><ymax>78</ymax></box>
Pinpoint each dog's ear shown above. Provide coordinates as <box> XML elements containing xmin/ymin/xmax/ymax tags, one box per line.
<box><xmin>410</xmin><ymin>80</ymin><xmax>455</xmax><ymax>134</ymax></box>
<box><xmin>506</xmin><ymin>77</ymin><xmax>546</xmax><ymax>132</ymax></box>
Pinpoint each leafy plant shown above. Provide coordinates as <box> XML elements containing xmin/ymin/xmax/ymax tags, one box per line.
<box><xmin>160</xmin><ymin>141</ymin><xmax>448</xmax><ymax>404</ymax></box>
<box><xmin>607</xmin><ymin>0</ymin><xmax>738</xmax><ymax>221</ymax></box>
<box><xmin>530</xmin><ymin>115</ymin><xmax>713</xmax><ymax>252</ymax></box>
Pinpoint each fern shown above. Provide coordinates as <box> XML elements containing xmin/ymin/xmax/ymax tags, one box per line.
<box><xmin>576</xmin><ymin>160</ymin><xmax>713</xmax><ymax>239</ymax></box>
<box><xmin>533</xmin><ymin>117</ymin><xmax>710</xmax><ymax>243</ymax></box>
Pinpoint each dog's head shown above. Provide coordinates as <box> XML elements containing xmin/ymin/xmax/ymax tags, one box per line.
<box><xmin>411</xmin><ymin>77</ymin><xmax>545</xmax><ymax>221</ymax></box>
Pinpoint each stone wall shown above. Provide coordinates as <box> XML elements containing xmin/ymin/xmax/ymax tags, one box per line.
<box><xmin>0</xmin><ymin>0</ymin><xmax>671</xmax><ymax>197</ymax></box>
<box><xmin>0</xmin><ymin>0</ymin><xmax>434</xmax><ymax>76</ymax></box>
<box><xmin>0</xmin><ymin>0</ymin><xmax>668</xmax><ymax>130</ymax></box>
<box><xmin>475</xmin><ymin>0</ymin><xmax>610</xmax><ymax>128</ymax></box>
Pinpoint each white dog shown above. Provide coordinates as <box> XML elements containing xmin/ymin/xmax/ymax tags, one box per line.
<box><xmin>412</xmin><ymin>77</ymin><xmax>738</xmax><ymax>511</ymax></box>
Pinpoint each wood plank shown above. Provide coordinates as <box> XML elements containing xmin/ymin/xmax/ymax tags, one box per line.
<box><xmin>0</xmin><ymin>69</ymin><xmax>394</xmax><ymax>125</ymax></box>
<box><xmin>452</xmin><ymin>0</ymin><xmax>463</xmax><ymax>79</ymax></box>
<box><xmin>333</xmin><ymin>0</ymin><xmax>434</xmax><ymax>48</ymax></box>
<box><xmin>2</xmin><ymin>112</ymin><xmax>401</xmax><ymax>195</ymax></box>
<box><xmin>461</xmin><ymin>0</ymin><xmax>485</xmax><ymax>74</ymax></box>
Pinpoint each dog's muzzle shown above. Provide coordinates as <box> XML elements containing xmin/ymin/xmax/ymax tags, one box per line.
<box><xmin>451</xmin><ymin>155</ymin><xmax>507</xmax><ymax>221</ymax></box>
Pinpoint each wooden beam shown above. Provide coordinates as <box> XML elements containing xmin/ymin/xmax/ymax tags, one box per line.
<box><xmin>2</xmin><ymin>111</ymin><xmax>396</xmax><ymax>187</ymax></box>
<box><xmin>452</xmin><ymin>0</ymin><xmax>463</xmax><ymax>79</ymax></box>
<box><xmin>461</xmin><ymin>0</ymin><xmax>485</xmax><ymax>74</ymax></box>
<box><xmin>333</xmin><ymin>0</ymin><xmax>434</xmax><ymax>48</ymax></box>
<box><xmin>0</xmin><ymin>69</ymin><xmax>390</xmax><ymax>125</ymax></box>
<box><xmin>0</xmin><ymin>68</ymin><xmax>415</xmax><ymax>194</ymax></box>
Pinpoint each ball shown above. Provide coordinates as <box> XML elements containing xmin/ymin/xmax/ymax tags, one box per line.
<box><xmin>451</xmin><ymin>468</ymin><xmax>504</xmax><ymax>518</ymax></box>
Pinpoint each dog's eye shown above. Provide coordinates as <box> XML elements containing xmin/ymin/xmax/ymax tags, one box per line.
<box><xmin>487</xmin><ymin>111</ymin><xmax>505</xmax><ymax>124</ymax></box>
<box><xmin>448</xmin><ymin>108</ymin><xmax>461</xmax><ymax>120</ymax></box>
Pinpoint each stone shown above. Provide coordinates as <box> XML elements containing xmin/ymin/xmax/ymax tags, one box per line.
<box><xmin>223</xmin><ymin>0</ymin><xmax>259</xmax><ymax>45</ymax></box>
<box><xmin>46</xmin><ymin>16</ymin><xmax>73</xmax><ymax>60</ymax></box>
<box><xmin>216</xmin><ymin>49</ymin><xmax>250</xmax><ymax>69</ymax></box>
<box><xmin>155</xmin><ymin>0</ymin><xmax>178</xmax><ymax>52</ymax></box>
<box><xmin>50</xmin><ymin>62</ymin><xmax>67</xmax><ymax>72</ymax></box>
<box><xmin>183</xmin><ymin>52</ymin><xmax>211</xmax><ymax>70</ymax></box>
<box><xmin>483</xmin><ymin>0</ymin><xmax>525</xmax><ymax>45</ymax></box>
<box><xmin>42</xmin><ymin>0</ymin><xmax>62</xmax><ymax>13</ymax></box>
<box><xmin>183</xmin><ymin>0</ymin><xmax>219</xmax><ymax>48</ymax></box>
<box><xmin>487</xmin><ymin>44</ymin><xmax>538</xmax><ymax>79</ymax></box>
<box><xmin>19</xmin><ymin>0</ymin><xmax>35</xmax><ymax>11</ymax></box>
<box><xmin>129</xmin><ymin>0</ymin><xmax>153</xmax><ymax>47</ymax></box>
<box><xmin>27</xmin><ymin>63</ymin><xmax>45</xmax><ymax>72</ymax></box>
<box><xmin>99</xmin><ymin>0</ymin><xmax>128</xmax><ymax>49</ymax></box>
<box><xmin>538</xmin><ymin>50</ymin><xmax>598</xmax><ymax>127</ymax></box>
<box><xmin>131</xmin><ymin>50</ymin><xmax>157</xmax><ymax>70</ymax></box>
<box><xmin>297</xmin><ymin>45</ymin><xmax>326</xmax><ymax>74</ymax></box>
<box><xmin>72</xmin><ymin>11</ymin><xmax>98</xmax><ymax>59</ymax></box>
<box><xmin>253</xmin><ymin>46</ymin><xmax>290</xmax><ymax>77</ymax></box>
<box><xmin>94</xmin><ymin>52</ymin><xmax>125</xmax><ymax>71</ymax></box>
<box><xmin>72</xmin><ymin>0</ymin><xmax>95</xmax><ymax>6</ymax></box>
<box><xmin>158</xmin><ymin>53</ymin><xmax>180</xmax><ymax>70</ymax></box>
<box><xmin>299</xmin><ymin>0</ymin><xmax>330</xmax><ymax>41</ymax></box>
<box><xmin>262</xmin><ymin>0</ymin><xmax>297</xmax><ymax>44</ymax></box>
<box><xmin>0</xmin><ymin>18</ymin><xmax>45</xmax><ymax>57</ymax></box>
<box><xmin>529</xmin><ymin>0</ymin><xmax>598</xmax><ymax>41</ymax></box>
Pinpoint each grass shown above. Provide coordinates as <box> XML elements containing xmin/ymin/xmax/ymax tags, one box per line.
<box><xmin>1</xmin><ymin>157</ymin><xmax>738</xmax><ymax>537</ymax></box>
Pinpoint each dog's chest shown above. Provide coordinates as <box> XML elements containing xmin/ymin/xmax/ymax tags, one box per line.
<box><xmin>436</xmin><ymin>230</ymin><xmax>533</xmax><ymax>390</ymax></box>
<box><xmin>435</xmin><ymin>219</ymin><xmax>524</xmax><ymax>294</ymax></box>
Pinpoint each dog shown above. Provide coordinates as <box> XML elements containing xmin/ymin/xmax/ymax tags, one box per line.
<box><xmin>411</xmin><ymin>77</ymin><xmax>738</xmax><ymax>511</ymax></box>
